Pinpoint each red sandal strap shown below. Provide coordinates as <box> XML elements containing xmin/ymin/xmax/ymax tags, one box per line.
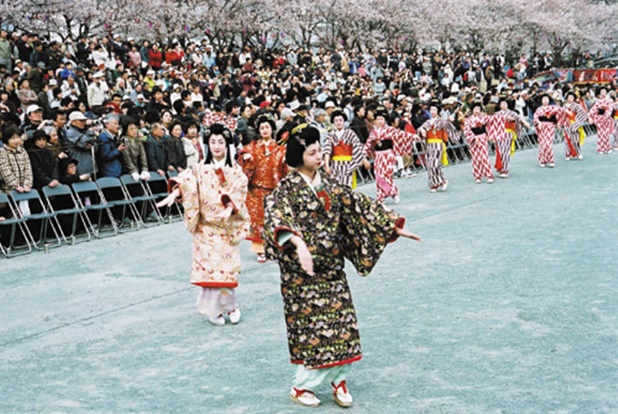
<box><xmin>332</xmin><ymin>380</ymin><xmax>348</xmax><ymax>393</ymax></box>
<box><xmin>293</xmin><ymin>387</ymin><xmax>315</xmax><ymax>398</ymax></box>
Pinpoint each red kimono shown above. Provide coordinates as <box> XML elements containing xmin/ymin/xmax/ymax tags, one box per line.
<box><xmin>238</xmin><ymin>139</ymin><xmax>287</xmax><ymax>243</ymax></box>
<box><xmin>463</xmin><ymin>115</ymin><xmax>494</xmax><ymax>181</ymax></box>
<box><xmin>589</xmin><ymin>98</ymin><xmax>614</xmax><ymax>154</ymax></box>
<box><xmin>533</xmin><ymin>105</ymin><xmax>565</xmax><ymax>166</ymax></box>
<box><xmin>364</xmin><ymin>125</ymin><xmax>413</xmax><ymax>201</ymax></box>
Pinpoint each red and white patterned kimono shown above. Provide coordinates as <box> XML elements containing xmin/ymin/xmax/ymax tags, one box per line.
<box><xmin>488</xmin><ymin>109</ymin><xmax>524</xmax><ymax>175</ymax></box>
<box><xmin>463</xmin><ymin>115</ymin><xmax>494</xmax><ymax>181</ymax></box>
<box><xmin>588</xmin><ymin>97</ymin><xmax>615</xmax><ymax>154</ymax></box>
<box><xmin>323</xmin><ymin>128</ymin><xmax>365</xmax><ymax>188</ymax></box>
<box><xmin>202</xmin><ymin>109</ymin><xmax>238</xmax><ymax>132</ymax></box>
<box><xmin>613</xmin><ymin>99</ymin><xmax>618</xmax><ymax>150</ymax></box>
<box><xmin>417</xmin><ymin>118</ymin><xmax>458</xmax><ymax>190</ymax></box>
<box><xmin>364</xmin><ymin>125</ymin><xmax>413</xmax><ymax>201</ymax></box>
<box><xmin>238</xmin><ymin>138</ymin><xmax>287</xmax><ymax>248</ymax></box>
<box><xmin>562</xmin><ymin>102</ymin><xmax>588</xmax><ymax>158</ymax></box>
<box><xmin>534</xmin><ymin>105</ymin><xmax>565</xmax><ymax>166</ymax></box>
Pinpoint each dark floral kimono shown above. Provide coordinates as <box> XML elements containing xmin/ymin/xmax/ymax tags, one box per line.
<box><xmin>263</xmin><ymin>170</ymin><xmax>404</xmax><ymax>369</ymax></box>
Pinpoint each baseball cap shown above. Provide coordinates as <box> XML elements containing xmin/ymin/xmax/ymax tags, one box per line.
<box><xmin>68</xmin><ymin>111</ymin><xmax>88</xmax><ymax>121</ymax></box>
<box><xmin>26</xmin><ymin>104</ymin><xmax>43</xmax><ymax>114</ymax></box>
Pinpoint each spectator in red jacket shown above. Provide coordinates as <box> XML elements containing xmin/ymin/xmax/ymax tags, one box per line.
<box><xmin>148</xmin><ymin>44</ymin><xmax>163</xmax><ymax>71</ymax></box>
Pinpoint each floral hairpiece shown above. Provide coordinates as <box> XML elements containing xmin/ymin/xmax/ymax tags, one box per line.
<box><xmin>291</xmin><ymin>123</ymin><xmax>308</xmax><ymax>147</ymax></box>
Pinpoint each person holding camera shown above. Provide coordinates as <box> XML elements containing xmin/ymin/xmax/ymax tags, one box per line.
<box><xmin>65</xmin><ymin>111</ymin><xmax>98</xmax><ymax>177</ymax></box>
<box><xmin>96</xmin><ymin>113</ymin><xmax>125</xmax><ymax>178</ymax></box>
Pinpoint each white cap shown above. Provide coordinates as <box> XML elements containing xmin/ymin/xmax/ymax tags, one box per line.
<box><xmin>68</xmin><ymin>111</ymin><xmax>88</xmax><ymax>122</ymax></box>
<box><xmin>92</xmin><ymin>71</ymin><xmax>104</xmax><ymax>78</ymax></box>
<box><xmin>136</xmin><ymin>94</ymin><xmax>145</xmax><ymax>100</ymax></box>
<box><xmin>281</xmin><ymin>108</ymin><xmax>294</xmax><ymax>119</ymax></box>
<box><xmin>324</xmin><ymin>101</ymin><xmax>336</xmax><ymax>108</ymax></box>
<box><xmin>26</xmin><ymin>104</ymin><xmax>43</xmax><ymax>115</ymax></box>
<box><xmin>49</xmin><ymin>79</ymin><xmax>58</xmax><ymax>86</ymax></box>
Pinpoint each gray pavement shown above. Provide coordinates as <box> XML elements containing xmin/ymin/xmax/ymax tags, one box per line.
<box><xmin>1</xmin><ymin>138</ymin><xmax>617</xmax><ymax>413</ymax></box>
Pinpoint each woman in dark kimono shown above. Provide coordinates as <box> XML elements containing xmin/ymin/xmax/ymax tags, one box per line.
<box><xmin>263</xmin><ymin>125</ymin><xmax>421</xmax><ymax>408</ymax></box>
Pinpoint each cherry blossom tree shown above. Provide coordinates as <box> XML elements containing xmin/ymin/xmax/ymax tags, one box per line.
<box><xmin>2</xmin><ymin>0</ymin><xmax>616</xmax><ymax>61</ymax></box>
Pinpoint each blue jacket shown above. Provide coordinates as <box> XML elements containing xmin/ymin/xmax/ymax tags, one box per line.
<box><xmin>96</xmin><ymin>130</ymin><xmax>123</xmax><ymax>177</ymax></box>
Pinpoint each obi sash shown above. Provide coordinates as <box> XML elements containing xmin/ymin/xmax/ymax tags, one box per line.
<box><xmin>427</xmin><ymin>129</ymin><xmax>447</xmax><ymax>142</ymax></box>
<box><xmin>538</xmin><ymin>115</ymin><xmax>557</xmax><ymax>124</ymax></box>
<box><xmin>374</xmin><ymin>139</ymin><xmax>393</xmax><ymax>152</ymax></box>
<box><xmin>471</xmin><ymin>125</ymin><xmax>486</xmax><ymax>135</ymax></box>
<box><xmin>332</xmin><ymin>141</ymin><xmax>353</xmax><ymax>161</ymax></box>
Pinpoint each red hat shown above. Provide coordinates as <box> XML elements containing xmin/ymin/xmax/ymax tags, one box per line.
<box><xmin>259</xmin><ymin>101</ymin><xmax>271</xmax><ymax>109</ymax></box>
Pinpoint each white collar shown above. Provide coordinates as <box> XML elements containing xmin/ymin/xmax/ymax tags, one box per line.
<box><xmin>298</xmin><ymin>169</ymin><xmax>321</xmax><ymax>190</ymax></box>
<box><xmin>212</xmin><ymin>158</ymin><xmax>226</xmax><ymax>169</ymax></box>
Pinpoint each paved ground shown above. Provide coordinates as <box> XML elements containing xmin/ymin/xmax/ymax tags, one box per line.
<box><xmin>1</xmin><ymin>138</ymin><xmax>616</xmax><ymax>414</ymax></box>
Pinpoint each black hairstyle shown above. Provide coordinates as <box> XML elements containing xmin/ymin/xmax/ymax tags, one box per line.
<box><xmin>144</xmin><ymin>109</ymin><xmax>161</xmax><ymax>124</ymax></box>
<box><xmin>470</xmin><ymin>101</ymin><xmax>484</xmax><ymax>111</ymax></box>
<box><xmin>184</xmin><ymin>119</ymin><xmax>200</xmax><ymax>133</ymax></box>
<box><xmin>203</xmin><ymin>123</ymin><xmax>234</xmax><ymax>167</ymax></box>
<box><xmin>225</xmin><ymin>100</ymin><xmax>239</xmax><ymax>114</ymax></box>
<box><xmin>168</xmin><ymin>120</ymin><xmax>184</xmax><ymax>137</ymax></box>
<box><xmin>564</xmin><ymin>91</ymin><xmax>577</xmax><ymax>100</ymax></box>
<box><xmin>375</xmin><ymin>105</ymin><xmax>389</xmax><ymax>119</ymax></box>
<box><xmin>160</xmin><ymin>108</ymin><xmax>174</xmax><ymax>121</ymax></box>
<box><xmin>2</xmin><ymin>123</ymin><xmax>21</xmax><ymax>144</ymax></box>
<box><xmin>428</xmin><ymin>99</ymin><xmax>442</xmax><ymax>112</ymax></box>
<box><xmin>353</xmin><ymin>103</ymin><xmax>365</xmax><ymax>116</ymax></box>
<box><xmin>120</xmin><ymin>115</ymin><xmax>138</xmax><ymax>131</ymax></box>
<box><xmin>172</xmin><ymin>99</ymin><xmax>185</xmax><ymax>115</ymax></box>
<box><xmin>285</xmin><ymin>124</ymin><xmax>321</xmax><ymax>168</ymax></box>
<box><xmin>497</xmin><ymin>94</ymin><xmax>509</xmax><ymax>104</ymax></box>
<box><xmin>255</xmin><ymin>115</ymin><xmax>276</xmax><ymax>139</ymax></box>
<box><xmin>330</xmin><ymin>109</ymin><xmax>347</xmax><ymax>123</ymax></box>
<box><xmin>387</xmin><ymin>112</ymin><xmax>400</xmax><ymax>127</ymax></box>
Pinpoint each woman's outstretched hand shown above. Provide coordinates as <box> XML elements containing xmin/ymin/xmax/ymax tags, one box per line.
<box><xmin>156</xmin><ymin>188</ymin><xmax>180</xmax><ymax>208</ymax></box>
<box><xmin>395</xmin><ymin>227</ymin><xmax>422</xmax><ymax>242</ymax></box>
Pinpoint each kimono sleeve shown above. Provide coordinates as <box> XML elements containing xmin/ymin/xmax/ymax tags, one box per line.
<box><xmin>337</xmin><ymin>186</ymin><xmax>405</xmax><ymax>276</ymax></box>
<box><xmin>221</xmin><ymin>168</ymin><xmax>251</xmax><ymax>244</ymax></box>
<box><xmin>262</xmin><ymin>181</ymin><xmax>303</xmax><ymax>263</ymax></box>
<box><xmin>393</xmin><ymin>128</ymin><xmax>414</xmax><ymax>156</ymax></box>
<box><xmin>463</xmin><ymin>118</ymin><xmax>476</xmax><ymax>145</ymax></box>
<box><xmin>170</xmin><ymin>168</ymin><xmax>200</xmax><ymax>234</ymax></box>
<box><xmin>237</xmin><ymin>144</ymin><xmax>256</xmax><ymax>182</ymax></box>
<box><xmin>440</xmin><ymin>118</ymin><xmax>460</xmax><ymax>144</ymax></box>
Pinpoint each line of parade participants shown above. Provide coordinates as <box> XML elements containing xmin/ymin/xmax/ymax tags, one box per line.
<box><xmin>153</xmin><ymin>82</ymin><xmax>615</xmax><ymax>408</ymax></box>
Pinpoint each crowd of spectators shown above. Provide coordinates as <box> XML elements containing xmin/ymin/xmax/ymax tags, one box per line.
<box><xmin>1</xmin><ymin>29</ymin><xmax>617</xmax><ymax>213</ymax></box>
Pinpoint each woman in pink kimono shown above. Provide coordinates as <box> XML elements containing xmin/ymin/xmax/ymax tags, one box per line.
<box><xmin>588</xmin><ymin>86</ymin><xmax>615</xmax><ymax>154</ymax></box>
<box><xmin>487</xmin><ymin>96</ymin><xmax>530</xmax><ymax>178</ymax></box>
<box><xmin>157</xmin><ymin>124</ymin><xmax>250</xmax><ymax>326</ymax></box>
<box><xmin>416</xmin><ymin>101</ymin><xmax>459</xmax><ymax>192</ymax></box>
<box><xmin>533</xmin><ymin>94</ymin><xmax>565</xmax><ymax>168</ymax></box>
<box><xmin>364</xmin><ymin>106</ymin><xmax>413</xmax><ymax>203</ymax></box>
<box><xmin>463</xmin><ymin>102</ymin><xmax>494</xmax><ymax>184</ymax></box>
<box><xmin>562</xmin><ymin>91</ymin><xmax>588</xmax><ymax>160</ymax></box>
